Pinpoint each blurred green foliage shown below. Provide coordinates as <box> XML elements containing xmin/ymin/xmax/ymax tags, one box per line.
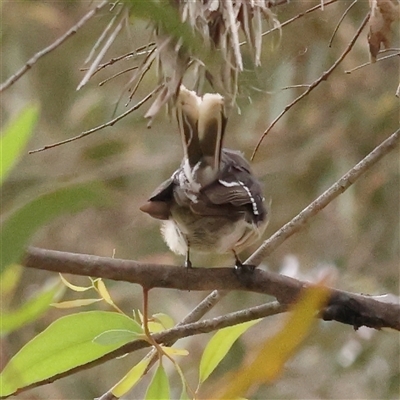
<box><xmin>0</xmin><ymin>311</ymin><xmax>142</xmax><ymax>397</ymax></box>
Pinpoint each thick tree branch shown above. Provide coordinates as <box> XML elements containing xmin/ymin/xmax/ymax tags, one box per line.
<box><xmin>23</xmin><ymin>246</ymin><xmax>400</xmax><ymax>331</ymax></box>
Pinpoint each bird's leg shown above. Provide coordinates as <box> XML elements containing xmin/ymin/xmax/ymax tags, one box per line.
<box><xmin>184</xmin><ymin>239</ymin><xmax>193</xmax><ymax>269</ymax></box>
<box><xmin>233</xmin><ymin>250</ymin><xmax>255</xmax><ymax>273</ymax></box>
<box><xmin>184</xmin><ymin>250</ymin><xmax>192</xmax><ymax>269</ymax></box>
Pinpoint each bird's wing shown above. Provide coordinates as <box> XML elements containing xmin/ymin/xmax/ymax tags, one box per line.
<box><xmin>201</xmin><ymin>150</ymin><xmax>267</xmax><ymax>222</ymax></box>
<box><xmin>139</xmin><ymin>177</ymin><xmax>175</xmax><ymax>220</ymax></box>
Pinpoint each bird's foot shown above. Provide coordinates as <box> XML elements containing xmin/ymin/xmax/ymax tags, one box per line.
<box><xmin>233</xmin><ymin>251</ymin><xmax>256</xmax><ymax>274</ymax></box>
<box><xmin>234</xmin><ymin>260</ymin><xmax>256</xmax><ymax>275</ymax></box>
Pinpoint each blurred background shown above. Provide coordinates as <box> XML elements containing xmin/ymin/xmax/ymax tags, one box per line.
<box><xmin>1</xmin><ymin>1</ymin><xmax>399</xmax><ymax>399</ymax></box>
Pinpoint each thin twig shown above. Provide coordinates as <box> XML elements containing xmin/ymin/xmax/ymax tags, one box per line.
<box><xmin>329</xmin><ymin>0</ymin><xmax>358</xmax><ymax>47</ymax></box>
<box><xmin>251</xmin><ymin>11</ymin><xmax>371</xmax><ymax>160</ymax></box>
<box><xmin>142</xmin><ymin>290</ymin><xmax>229</xmax><ymax>376</ymax></box>
<box><xmin>77</xmin><ymin>18</ymin><xmax>124</xmax><ymax>91</ymax></box>
<box><xmin>345</xmin><ymin>52</ymin><xmax>400</xmax><ymax>74</ymax></box>
<box><xmin>28</xmin><ymin>85</ymin><xmax>162</xmax><ymax>154</ymax></box>
<box><xmin>79</xmin><ymin>44</ymin><xmax>156</xmax><ymax>76</ymax></box>
<box><xmin>0</xmin><ymin>1</ymin><xmax>109</xmax><ymax>93</ymax></box>
<box><xmin>259</xmin><ymin>0</ymin><xmax>338</xmax><ymax>41</ymax></box>
<box><xmin>98</xmin><ymin>66</ymin><xmax>138</xmax><ymax>86</ymax></box>
<box><xmin>248</xmin><ymin>128</ymin><xmax>400</xmax><ymax>265</ymax></box>
<box><xmin>378</xmin><ymin>48</ymin><xmax>400</xmax><ymax>53</ymax></box>
<box><xmin>84</xmin><ymin>8</ymin><xmax>121</xmax><ymax>65</ymax></box>
<box><xmin>127</xmin><ymin>48</ymin><xmax>157</xmax><ymax>104</ymax></box>
<box><xmin>281</xmin><ymin>84</ymin><xmax>310</xmax><ymax>90</ymax></box>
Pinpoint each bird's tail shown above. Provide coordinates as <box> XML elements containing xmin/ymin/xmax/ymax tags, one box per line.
<box><xmin>176</xmin><ymin>85</ymin><xmax>227</xmax><ymax>186</ymax></box>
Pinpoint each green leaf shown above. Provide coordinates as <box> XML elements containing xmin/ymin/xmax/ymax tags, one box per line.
<box><xmin>0</xmin><ymin>311</ymin><xmax>140</xmax><ymax>397</ymax></box>
<box><xmin>216</xmin><ymin>285</ymin><xmax>330</xmax><ymax>399</ymax></box>
<box><xmin>52</xmin><ymin>298</ymin><xmax>103</xmax><ymax>309</ymax></box>
<box><xmin>180</xmin><ymin>386</ymin><xmax>190</xmax><ymax>400</ymax></box>
<box><xmin>93</xmin><ymin>328</ymin><xmax>143</xmax><ymax>346</ymax></box>
<box><xmin>111</xmin><ymin>356</ymin><xmax>152</xmax><ymax>398</ymax></box>
<box><xmin>1</xmin><ymin>279</ymin><xmax>65</xmax><ymax>335</ymax></box>
<box><xmin>145</xmin><ymin>363</ymin><xmax>170</xmax><ymax>400</ymax></box>
<box><xmin>152</xmin><ymin>313</ymin><xmax>175</xmax><ymax>330</ymax></box>
<box><xmin>199</xmin><ymin>319</ymin><xmax>261</xmax><ymax>385</ymax></box>
<box><xmin>174</xmin><ymin>358</ymin><xmax>189</xmax><ymax>400</ymax></box>
<box><xmin>0</xmin><ymin>182</ymin><xmax>112</xmax><ymax>272</ymax></box>
<box><xmin>59</xmin><ymin>274</ymin><xmax>94</xmax><ymax>292</ymax></box>
<box><xmin>0</xmin><ymin>104</ymin><xmax>39</xmax><ymax>185</ymax></box>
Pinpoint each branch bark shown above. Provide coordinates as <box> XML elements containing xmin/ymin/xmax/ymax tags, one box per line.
<box><xmin>23</xmin><ymin>246</ymin><xmax>400</xmax><ymax>331</ymax></box>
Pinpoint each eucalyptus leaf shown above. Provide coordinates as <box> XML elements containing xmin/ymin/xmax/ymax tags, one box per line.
<box><xmin>145</xmin><ymin>363</ymin><xmax>170</xmax><ymax>400</ymax></box>
<box><xmin>93</xmin><ymin>328</ymin><xmax>143</xmax><ymax>346</ymax></box>
<box><xmin>0</xmin><ymin>311</ymin><xmax>141</xmax><ymax>397</ymax></box>
<box><xmin>199</xmin><ymin>319</ymin><xmax>261</xmax><ymax>385</ymax></box>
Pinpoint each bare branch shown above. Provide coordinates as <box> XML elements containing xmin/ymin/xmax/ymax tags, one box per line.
<box><xmin>98</xmin><ymin>66</ymin><xmax>138</xmax><ymax>86</ymax></box>
<box><xmin>345</xmin><ymin>51</ymin><xmax>400</xmax><ymax>74</ymax></box>
<box><xmin>257</xmin><ymin>0</ymin><xmax>338</xmax><ymax>42</ymax></box>
<box><xmin>77</xmin><ymin>17</ymin><xmax>124</xmax><ymax>91</ymax></box>
<box><xmin>141</xmin><ymin>290</ymin><xmax>230</xmax><ymax>378</ymax></box>
<box><xmin>329</xmin><ymin>0</ymin><xmax>358</xmax><ymax>47</ymax></box>
<box><xmin>0</xmin><ymin>1</ymin><xmax>109</xmax><ymax>93</ymax></box>
<box><xmin>251</xmin><ymin>11</ymin><xmax>371</xmax><ymax>160</ymax></box>
<box><xmin>22</xmin><ymin>245</ymin><xmax>400</xmax><ymax>330</ymax></box>
<box><xmin>28</xmin><ymin>85</ymin><xmax>162</xmax><ymax>154</ymax></box>
<box><xmin>83</xmin><ymin>7</ymin><xmax>121</xmax><ymax>66</ymax></box>
<box><xmin>248</xmin><ymin>128</ymin><xmax>400</xmax><ymax>265</ymax></box>
<box><xmin>79</xmin><ymin>44</ymin><xmax>156</xmax><ymax>76</ymax></box>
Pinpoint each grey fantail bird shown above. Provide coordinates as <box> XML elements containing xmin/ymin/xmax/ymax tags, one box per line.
<box><xmin>140</xmin><ymin>86</ymin><xmax>268</xmax><ymax>268</ymax></box>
